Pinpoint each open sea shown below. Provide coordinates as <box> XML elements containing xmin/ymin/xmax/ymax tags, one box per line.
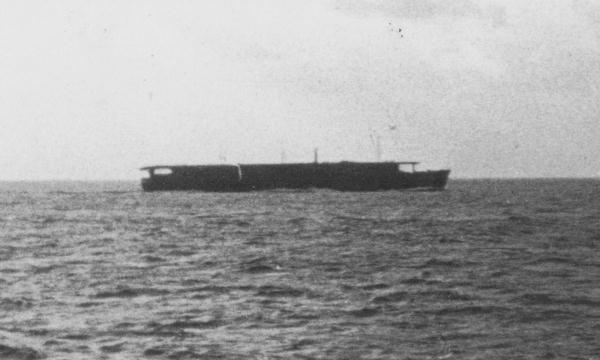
<box><xmin>0</xmin><ymin>179</ymin><xmax>599</xmax><ymax>360</ymax></box>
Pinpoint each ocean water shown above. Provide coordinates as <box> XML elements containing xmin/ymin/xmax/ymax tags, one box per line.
<box><xmin>0</xmin><ymin>179</ymin><xmax>599</xmax><ymax>360</ymax></box>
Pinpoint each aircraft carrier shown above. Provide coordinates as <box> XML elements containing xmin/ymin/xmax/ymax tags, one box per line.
<box><xmin>140</xmin><ymin>161</ymin><xmax>450</xmax><ymax>192</ymax></box>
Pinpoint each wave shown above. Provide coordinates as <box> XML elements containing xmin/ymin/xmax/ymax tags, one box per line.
<box><xmin>514</xmin><ymin>309</ymin><xmax>578</xmax><ymax>323</ymax></box>
<box><xmin>76</xmin><ymin>301</ymin><xmax>102</xmax><ymax>308</ymax></box>
<box><xmin>180</xmin><ymin>285</ymin><xmax>253</xmax><ymax>295</ymax></box>
<box><xmin>43</xmin><ymin>340</ymin><xmax>62</xmax><ymax>347</ymax></box>
<box><xmin>360</xmin><ymin>283</ymin><xmax>391</xmax><ymax>290</ymax></box>
<box><xmin>506</xmin><ymin>215</ymin><xmax>534</xmax><ymax>224</ymax></box>
<box><xmin>423</xmin><ymin>305</ymin><xmax>513</xmax><ymax>317</ymax></box>
<box><xmin>420</xmin><ymin>332</ymin><xmax>488</xmax><ymax>342</ymax></box>
<box><xmin>288</xmin><ymin>338</ymin><xmax>319</xmax><ymax>351</ymax></box>
<box><xmin>372</xmin><ymin>290</ymin><xmax>475</xmax><ymax>304</ymax></box>
<box><xmin>0</xmin><ymin>343</ymin><xmax>43</xmax><ymax>360</ymax></box>
<box><xmin>527</xmin><ymin>255</ymin><xmax>579</xmax><ymax>265</ymax></box>
<box><xmin>60</xmin><ymin>333</ymin><xmax>91</xmax><ymax>340</ymax></box>
<box><xmin>31</xmin><ymin>264</ymin><xmax>62</xmax><ymax>274</ymax></box>
<box><xmin>166</xmin><ymin>349</ymin><xmax>206</xmax><ymax>359</ymax></box>
<box><xmin>0</xmin><ymin>298</ymin><xmax>33</xmax><ymax>311</ymax></box>
<box><xmin>102</xmin><ymin>190</ymin><xmax>135</xmax><ymax>195</ymax></box>
<box><xmin>2</xmin><ymin>179</ymin><xmax>598</xmax><ymax>359</ymax></box>
<box><xmin>241</xmin><ymin>257</ymin><xmax>281</xmax><ymax>274</ymax></box>
<box><xmin>417</xmin><ymin>290</ymin><xmax>476</xmax><ymax>301</ymax></box>
<box><xmin>399</xmin><ymin>278</ymin><xmax>429</xmax><ymax>285</ymax></box>
<box><xmin>150</xmin><ymin>318</ymin><xmax>221</xmax><ymax>331</ymax></box>
<box><xmin>93</xmin><ymin>287</ymin><xmax>170</xmax><ymax>299</ymax></box>
<box><xmin>99</xmin><ymin>342</ymin><xmax>124</xmax><ymax>353</ymax></box>
<box><xmin>346</xmin><ymin>306</ymin><xmax>382</xmax><ymax>318</ymax></box>
<box><xmin>414</xmin><ymin>258</ymin><xmax>476</xmax><ymax>268</ymax></box>
<box><xmin>245</xmin><ymin>264</ymin><xmax>279</xmax><ymax>273</ymax></box>
<box><xmin>515</xmin><ymin>293</ymin><xmax>600</xmax><ymax>307</ymax></box>
<box><xmin>372</xmin><ymin>291</ymin><xmax>408</xmax><ymax>303</ymax></box>
<box><xmin>143</xmin><ymin>347</ymin><xmax>167</xmax><ymax>356</ymax></box>
<box><xmin>141</xmin><ymin>255</ymin><xmax>166</xmax><ymax>263</ymax></box>
<box><xmin>255</xmin><ymin>285</ymin><xmax>306</xmax><ymax>298</ymax></box>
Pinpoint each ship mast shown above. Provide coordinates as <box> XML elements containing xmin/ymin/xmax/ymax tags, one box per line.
<box><xmin>280</xmin><ymin>149</ymin><xmax>286</xmax><ymax>163</ymax></box>
<box><xmin>369</xmin><ymin>130</ymin><xmax>382</xmax><ymax>162</ymax></box>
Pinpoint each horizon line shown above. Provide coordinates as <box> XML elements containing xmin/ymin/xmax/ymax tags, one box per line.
<box><xmin>0</xmin><ymin>176</ymin><xmax>598</xmax><ymax>182</ymax></box>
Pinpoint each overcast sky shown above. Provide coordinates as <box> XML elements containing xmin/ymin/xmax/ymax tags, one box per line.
<box><xmin>1</xmin><ymin>0</ymin><xmax>599</xmax><ymax>179</ymax></box>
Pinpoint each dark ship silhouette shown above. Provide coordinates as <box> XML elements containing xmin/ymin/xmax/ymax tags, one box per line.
<box><xmin>140</xmin><ymin>159</ymin><xmax>450</xmax><ymax>192</ymax></box>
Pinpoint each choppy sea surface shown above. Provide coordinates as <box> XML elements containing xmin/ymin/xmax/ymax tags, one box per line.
<box><xmin>0</xmin><ymin>179</ymin><xmax>599</xmax><ymax>360</ymax></box>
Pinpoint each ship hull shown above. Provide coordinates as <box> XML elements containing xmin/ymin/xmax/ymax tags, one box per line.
<box><xmin>141</xmin><ymin>162</ymin><xmax>450</xmax><ymax>192</ymax></box>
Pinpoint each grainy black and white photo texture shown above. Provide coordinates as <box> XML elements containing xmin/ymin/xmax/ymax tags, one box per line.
<box><xmin>1</xmin><ymin>1</ymin><xmax>599</xmax><ymax>359</ymax></box>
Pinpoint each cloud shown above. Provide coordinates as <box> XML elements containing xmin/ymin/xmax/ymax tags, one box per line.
<box><xmin>333</xmin><ymin>0</ymin><xmax>509</xmax><ymax>27</ymax></box>
<box><xmin>1</xmin><ymin>1</ymin><xmax>599</xmax><ymax>178</ymax></box>
<box><xmin>573</xmin><ymin>0</ymin><xmax>600</xmax><ymax>26</ymax></box>
<box><xmin>326</xmin><ymin>0</ymin><xmax>600</xmax><ymax>176</ymax></box>
<box><xmin>334</xmin><ymin>0</ymin><xmax>480</xmax><ymax>19</ymax></box>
